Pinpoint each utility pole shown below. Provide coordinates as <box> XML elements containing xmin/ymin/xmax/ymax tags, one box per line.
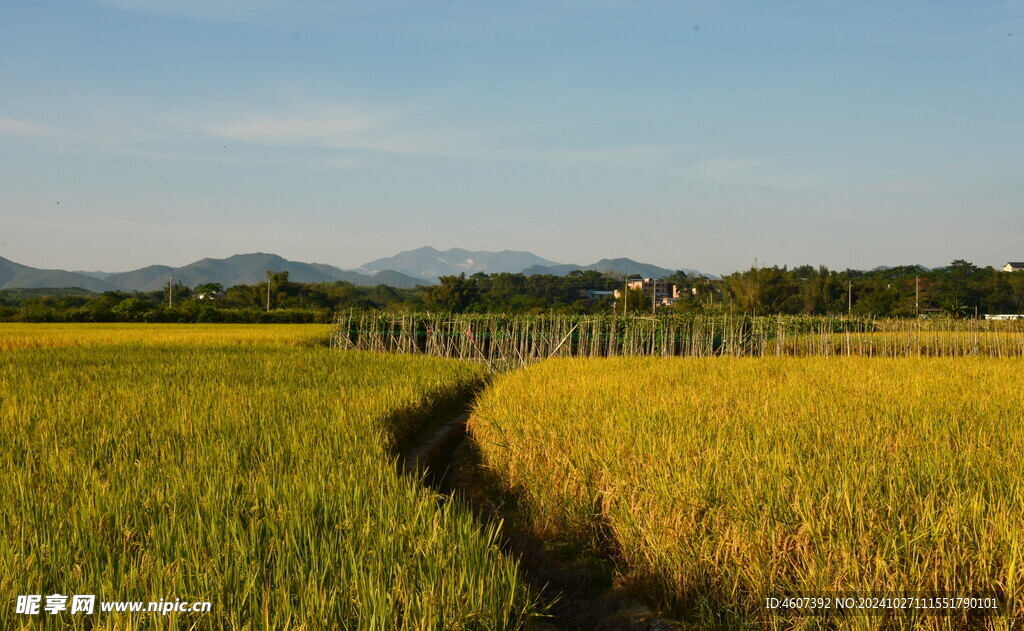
<box><xmin>652</xmin><ymin>279</ymin><xmax>657</xmax><ymax>314</ymax></box>
<box><xmin>266</xmin><ymin>270</ymin><xmax>272</xmax><ymax>312</ymax></box>
<box><xmin>915</xmin><ymin>276</ymin><xmax>920</xmax><ymax>316</ymax></box>
<box><xmin>623</xmin><ymin>278</ymin><xmax>628</xmax><ymax>315</ymax></box>
<box><xmin>847</xmin><ymin>280</ymin><xmax>852</xmax><ymax>313</ymax></box>
<box><xmin>168</xmin><ymin>274</ymin><xmax>173</xmax><ymax>307</ymax></box>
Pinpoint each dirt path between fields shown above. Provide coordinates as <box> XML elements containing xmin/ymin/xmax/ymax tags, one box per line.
<box><xmin>398</xmin><ymin>402</ymin><xmax>684</xmax><ymax>631</ymax></box>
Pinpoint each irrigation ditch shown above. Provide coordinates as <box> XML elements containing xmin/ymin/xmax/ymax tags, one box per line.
<box><xmin>394</xmin><ymin>388</ymin><xmax>681</xmax><ymax>631</ymax></box>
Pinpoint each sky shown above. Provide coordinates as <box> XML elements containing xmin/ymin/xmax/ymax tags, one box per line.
<box><xmin>1</xmin><ymin>0</ymin><xmax>1022</xmax><ymax>276</ymax></box>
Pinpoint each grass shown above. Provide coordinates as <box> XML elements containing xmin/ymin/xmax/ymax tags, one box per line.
<box><xmin>0</xmin><ymin>325</ymin><xmax>539</xmax><ymax>630</ymax></box>
<box><xmin>469</xmin><ymin>356</ymin><xmax>1024</xmax><ymax>630</ymax></box>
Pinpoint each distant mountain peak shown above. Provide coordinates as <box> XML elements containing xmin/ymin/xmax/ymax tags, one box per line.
<box><xmin>357</xmin><ymin>247</ymin><xmax>560</xmax><ymax>280</ymax></box>
<box><xmin>521</xmin><ymin>257</ymin><xmax>711</xmax><ymax>279</ymax></box>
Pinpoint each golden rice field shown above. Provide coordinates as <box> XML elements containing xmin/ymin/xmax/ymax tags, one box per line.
<box><xmin>766</xmin><ymin>330</ymin><xmax>1024</xmax><ymax>357</ymax></box>
<box><xmin>0</xmin><ymin>322</ymin><xmax>335</xmax><ymax>350</ymax></box>
<box><xmin>469</xmin><ymin>357</ymin><xmax>1024</xmax><ymax>630</ymax></box>
<box><xmin>0</xmin><ymin>325</ymin><xmax>538</xmax><ymax>630</ymax></box>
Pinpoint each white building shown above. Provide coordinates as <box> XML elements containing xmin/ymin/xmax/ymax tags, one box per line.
<box><xmin>614</xmin><ymin>278</ymin><xmax>681</xmax><ymax>307</ymax></box>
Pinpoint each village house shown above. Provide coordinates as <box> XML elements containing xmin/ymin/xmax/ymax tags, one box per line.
<box><xmin>614</xmin><ymin>278</ymin><xmax>681</xmax><ymax>307</ymax></box>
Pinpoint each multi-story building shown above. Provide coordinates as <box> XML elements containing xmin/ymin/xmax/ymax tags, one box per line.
<box><xmin>614</xmin><ymin>278</ymin><xmax>680</xmax><ymax>307</ymax></box>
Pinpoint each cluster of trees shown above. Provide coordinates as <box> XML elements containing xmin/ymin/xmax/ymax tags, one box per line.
<box><xmin>3</xmin><ymin>261</ymin><xmax>1024</xmax><ymax>322</ymax></box>
<box><xmin>423</xmin><ymin>270</ymin><xmax>621</xmax><ymax>313</ymax></box>
<box><xmin>710</xmin><ymin>261</ymin><xmax>1024</xmax><ymax>317</ymax></box>
<box><xmin>0</xmin><ymin>272</ymin><xmax>422</xmax><ymax>323</ymax></box>
<box><xmin>342</xmin><ymin>260</ymin><xmax>1024</xmax><ymax>317</ymax></box>
<box><xmin>424</xmin><ymin>261</ymin><xmax>1024</xmax><ymax>317</ymax></box>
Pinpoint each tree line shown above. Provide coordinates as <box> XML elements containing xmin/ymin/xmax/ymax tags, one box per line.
<box><xmin>2</xmin><ymin>261</ymin><xmax>1023</xmax><ymax>322</ymax></box>
<box><xmin>423</xmin><ymin>261</ymin><xmax>1024</xmax><ymax>317</ymax></box>
<box><xmin>708</xmin><ymin>260</ymin><xmax>1024</xmax><ymax>317</ymax></box>
<box><xmin>0</xmin><ymin>272</ymin><xmax>420</xmax><ymax>323</ymax></box>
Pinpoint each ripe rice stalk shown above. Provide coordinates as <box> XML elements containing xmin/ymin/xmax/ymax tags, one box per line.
<box><xmin>469</xmin><ymin>356</ymin><xmax>1024</xmax><ymax>629</ymax></box>
<box><xmin>0</xmin><ymin>325</ymin><xmax>540</xmax><ymax>629</ymax></box>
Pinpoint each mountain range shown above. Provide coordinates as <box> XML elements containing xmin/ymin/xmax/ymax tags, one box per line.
<box><xmin>0</xmin><ymin>248</ymin><xmax>712</xmax><ymax>292</ymax></box>
<box><xmin>0</xmin><ymin>254</ymin><xmax>425</xmax><ymax>292</ymax></box>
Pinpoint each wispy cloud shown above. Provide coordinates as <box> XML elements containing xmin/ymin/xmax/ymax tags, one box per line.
<box><xmin>192</xmin><ymin>102</ymin><xmax>681</xmax><ymax>168</ymax></box>
<box><xmin>197</xmin><ymin>104</ymin><xmax>479</xmax><ymax>158</ymax></box>
<box><xmin>0</xmin><ymin>110</ymin><xmax>246</xmax><ymax>164</ymax></box>
<box><xmin>90</xmin><ymin>0</ymin><xmax>378</xmax><ymax>23</ymax></box>
<box><xmin>4</xmin><ymin>97</ymin><xmax>682</xmax><ymax>170</ymax></box>
<box><xmin>503</xmin><ymin>145</ymin><xmax>680</xmax><ymax>166</ymax></box>
<box><xmin>0</xmin><ymin>115</ymin><xmax>57</xmax><ymax>138</ymax></box>
<box><xmin>204</xmin><ymin>108</ymin><xmax>389</xmax><ymax>146</ymax></box>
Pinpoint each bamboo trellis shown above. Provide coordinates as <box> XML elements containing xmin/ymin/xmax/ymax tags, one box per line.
<box><xmin>331</xmin><ymin>311</ymin><xmax>1024</xmax><ymax>369</ymax></box>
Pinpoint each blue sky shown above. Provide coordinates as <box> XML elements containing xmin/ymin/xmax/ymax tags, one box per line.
<box><xmin>2</xmin><ymin>0</ymin><xmax>1021</xmax><ymax>275</ymax></box>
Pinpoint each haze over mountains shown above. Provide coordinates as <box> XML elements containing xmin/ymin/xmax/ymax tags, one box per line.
<box><xmin>0</xmin><ymin>258</ymin><xmax>114</xmax><ymax>293</ymax></box>
<box><xmin>0</xmin><ymin>248</ymin><xmax>711</xmax><ymax>292</ymax></box>
<box><xmin>523</xmin><ymin>258</ymin><xmax>706</xmax><ymax>280</ymax></box>
<box><xmin>357</xmin><ymin>247</ymin><xmax>560</xmax><ymax>279</ymax></box>
<box><xmin>360</xmin><ymin>247</ymin><xmax>709</xmax><ymax>280</ymax></box>
<box><xmin>0</xmin><ymin>254</ymin><xmax>424</xmax><ymax>292</ymax></box>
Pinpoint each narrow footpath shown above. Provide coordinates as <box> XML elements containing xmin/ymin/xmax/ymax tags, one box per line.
<box><xmin>397</xmin><ymin>396</ymin><xmax>683</xmax><ymax>631</ymax></box>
